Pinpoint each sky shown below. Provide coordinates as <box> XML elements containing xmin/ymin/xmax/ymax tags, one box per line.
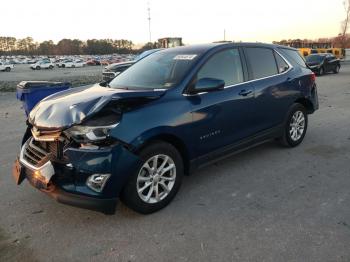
<box><xmin>0</xmin><ymin>0</ymin><xmax>346</xmax><ymax>45</ymax></box>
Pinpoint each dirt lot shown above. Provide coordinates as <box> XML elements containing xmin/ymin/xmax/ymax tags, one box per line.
<box><xmin>0</xmin><ymin>64</ymin><xmax>103</xmax><ymax>91</ymax></box>
<box><xmin>0</xmin><ymin>64</ymin><xmax>350</xmax><ymax>262</ymax></box>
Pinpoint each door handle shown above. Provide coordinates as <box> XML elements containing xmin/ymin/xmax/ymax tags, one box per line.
<box><xmin>239</xmin><ymin>90</ymin><xmax>252</xmax><ymax>96</ymax></box>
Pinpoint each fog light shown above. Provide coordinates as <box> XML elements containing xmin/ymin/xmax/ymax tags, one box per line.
<box><xmin>86</xmin><ymin>174</ymin><xmax>111</xmax><ymax>192</ymax></box>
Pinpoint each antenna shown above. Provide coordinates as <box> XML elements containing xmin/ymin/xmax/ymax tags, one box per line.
<box><xmin>147</xmin><ymin>2</ymin><xmax>152</xmax><ymax>43</ymax></box>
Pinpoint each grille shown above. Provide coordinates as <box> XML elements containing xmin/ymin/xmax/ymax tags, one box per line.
<box><xmin>23</xmin><ymin>139</ymin><xmax>51</xmax><ymax>167</ymax></box>
<box><xmin>23</xmin><ymin>138</ymin><xmax>67</xmax><ymax>167</ymax></box>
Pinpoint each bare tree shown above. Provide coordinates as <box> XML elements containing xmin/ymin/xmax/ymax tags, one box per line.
<box><xmin>341</xmin><ymin>0</ymin><xmax>350</xmax><ymax>48</ymax></box>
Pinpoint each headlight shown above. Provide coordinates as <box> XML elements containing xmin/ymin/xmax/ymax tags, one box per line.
<box><xmin>64</xmin><ymin>123</ymin><xmax>118</xmax><ymax>143</ymax></box>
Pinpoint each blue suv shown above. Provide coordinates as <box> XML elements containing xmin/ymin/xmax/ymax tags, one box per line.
<box><xmin>13</xmin><ymin>43</ymin><xmax>318</xmax><ymax>214</ymax></box>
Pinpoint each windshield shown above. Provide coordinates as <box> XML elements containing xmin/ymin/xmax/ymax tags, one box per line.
<box><xmin>109</xmin><ymin>51</ymin><xmax>199</xmax><ymax>90</ymax></box>
<box><xmin>134</xmin><ymin>49</ymin><xmax>160</xmax><ymax>61</ymax></box>
<box><xmin>306</xmin><ymin>55</ymin><xmax>323</xmax><ymax>63</ymax></box>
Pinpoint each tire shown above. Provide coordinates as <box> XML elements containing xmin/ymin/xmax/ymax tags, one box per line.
<box><xmin>121</xmin><ymin>141</ymin><xmax>184</xmax><ymax>214</ymax></box>
<box><xmin>72</xmin><ymin>65</ymin><xmax>75</xmax><ymax>68</ymax></box>
<box><xmin>318</xmin><ymin>66</ymin><xmax>324</xmax><ymax>76</ymax></box>
<box><xmin>333</xmin><ymin>65</ymin><xmax>340</xmax><ymax>74</ymax></box>
<box><xmin>278</xmin><ymin>103</ymin><xmax>308</xmax><ymax>147</ymax></box>
<box><xmin>36</xmin><ymin>66</ymin><xmax>40</xmax><ymax>70</ymax></box>
<box><xmin>5</xmin><ymin>67</ymin><xmax>11</xmax><ymax>72</ymax></box>
<box><xmin>62</xmin><ymin>64</ymin><xmax>65</xmax><ymax>68</ymax></box>
<box><xmin>49</xmin><ymin>65</ymin><xmax>53</xmax><ymax>69</ymax></box>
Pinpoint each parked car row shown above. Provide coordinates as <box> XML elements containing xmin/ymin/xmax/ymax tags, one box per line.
<box><xmin>56</xmin><ymin>59</ymin><xmax>86</xmax><ymax>68</ymax></box>
<box><xmin>0</xmin><ymin>53</ymin><xmax>135</xmax><ymax>66</ymax></box>
<box><xmin>0</xmin><ymin>61</ymin><xmax>14</xmax><ymax>72</ymax></box>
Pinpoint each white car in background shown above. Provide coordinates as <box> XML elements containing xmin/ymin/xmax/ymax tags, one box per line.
<box><xmin>0</xmin><ymin>61</ymin><xmax>14</xmax><ymax>72</ymax></box>
<box><xmin>30</xmin><ymin>60</ymin><xmax>54</xmax><ymax>70</ymax></box>
<box><xmin>61</xmin><ymin>59</ymin><xmax>85</xmax><ymax>68</ymax></box>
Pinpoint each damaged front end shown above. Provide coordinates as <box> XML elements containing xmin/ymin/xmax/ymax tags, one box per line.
<box><xmin>13</xmin><ymin>85</ymin><xmax>164</xmax><ymax>213</ymax></box>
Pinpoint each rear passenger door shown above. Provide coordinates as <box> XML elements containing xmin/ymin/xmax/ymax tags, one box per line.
<box><xmin>243</xmin><ymin>47</ymin><xmax>294</xmax><ymax>132</ymax></box>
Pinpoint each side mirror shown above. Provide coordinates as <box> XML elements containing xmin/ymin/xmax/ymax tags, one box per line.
<box><xmin>190</xmin><ymin>78</ymin><xmax>225</xmax><ymax>94</ymax></box>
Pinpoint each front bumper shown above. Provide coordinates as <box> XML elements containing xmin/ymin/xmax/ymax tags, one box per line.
<box><xmin>15</xmin><ymin>137</ymin><xmax>142</xmax><ymax>213</ymax></box>
<box><xmin>44</xmin><ymin>184</ymin><xmax>117</xmax><ymax>214</ymax></box>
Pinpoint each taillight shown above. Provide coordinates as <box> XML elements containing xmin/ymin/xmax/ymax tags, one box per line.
<box><xmin>310</xmin><ymin>72</ymin><xmax>316</xmax><ymax>82</ymax></box>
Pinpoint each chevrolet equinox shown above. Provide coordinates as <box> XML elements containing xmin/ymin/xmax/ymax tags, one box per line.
<box><xmin>13</xmin><ymin>43</ymin><xmax>319</xmax><ymax>214</ymax></box>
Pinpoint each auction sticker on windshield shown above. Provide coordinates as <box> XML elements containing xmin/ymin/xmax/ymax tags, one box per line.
<box><xmin>173</xmin><ymin>54</ymin><xmax>197</xmax><ymax>60</ymax></box>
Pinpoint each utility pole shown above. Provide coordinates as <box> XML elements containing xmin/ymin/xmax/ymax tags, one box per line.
<box><xmin>147</xmin><ymin>2</ymin><xmax>152</xmax><ymax>43</ymax></box>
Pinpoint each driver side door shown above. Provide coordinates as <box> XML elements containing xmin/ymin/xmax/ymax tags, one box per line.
<box><xmin>186</xmin><ymin>48</ymin><xmax>256</xmax><ymax>159</ymax></box>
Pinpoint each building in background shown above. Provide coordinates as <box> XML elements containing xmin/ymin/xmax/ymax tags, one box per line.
<box><xmin>158</xmin><ymin>37</ymin><xmax>182</xmax><ymax>48</ymax></box>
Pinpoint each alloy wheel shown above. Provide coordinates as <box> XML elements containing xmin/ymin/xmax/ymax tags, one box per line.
<box><xmin>136</xmin><ymin>154</ymin><xmax>176</xmax><ymax>204</ymax></box>
<box><xmin>289</xmin><ymin>111</ymin><xmax>305</xmax><ymax>141</ymax></box>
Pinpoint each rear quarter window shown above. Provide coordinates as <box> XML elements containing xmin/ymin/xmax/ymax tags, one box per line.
<box><xmin>274</xmin><ymin>52</ymin><xmax>289</xmax><ymax>73</ymax></box>
<box><xmin>279</xmin><ymin>48</ymin><xmax>307</xmax><ymax>68</ymax></box>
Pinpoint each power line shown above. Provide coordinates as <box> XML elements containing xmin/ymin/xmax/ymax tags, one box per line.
<box><xmin>147</xmin><ymin>2</ymin><xmax>152</xmax><ymax>43</ymax></box>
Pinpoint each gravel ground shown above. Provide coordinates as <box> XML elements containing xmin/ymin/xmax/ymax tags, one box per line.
<box><xmin>0</xmin><ymin>64</ymin><xmax>349</xmax><ymax>261</ymax></box>
<box><xmin>0</xmin><ymin>64</ymin><xmax>104</xmax><ymax>91</ymax></box>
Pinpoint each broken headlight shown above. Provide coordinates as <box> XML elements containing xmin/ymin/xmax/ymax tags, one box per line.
<box><xmin>64</xmin><ymin>123</ymin><xmax>118</xmax><ymax>143</ymax></box>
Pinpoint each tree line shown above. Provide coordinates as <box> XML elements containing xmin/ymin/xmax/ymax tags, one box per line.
<box><xmin>0</xmin><ymin>37</ymin><xmax>135</xmax><ymax>55</ymax></box>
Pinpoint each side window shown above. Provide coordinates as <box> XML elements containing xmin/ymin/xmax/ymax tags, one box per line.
<box><xmin>274</xmin><ymin>52</ymin><xmax>289</xmax><ymax>73</ymax></box>
<box><xmin>279</xmin><ymin>48</ymin><xmax>307</xmax><ymax>68</ymax></box>
<box><xmin>244</xmin><ymin>47</ymin><xmax>278</xmax><ymax>79</ymax></box>
<box><xmin>197</xmin><ymin>49</ymin><xmax>244</xmax><ymax>86</ymax></box>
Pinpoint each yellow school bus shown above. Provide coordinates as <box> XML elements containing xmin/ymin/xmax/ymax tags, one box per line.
<box><xmin>326</xmin><ymin>48</ymin><xmax>344</xmax><ymax>59</ymax></box>
<box><xmin>298</xmin><ymin>48</ymin><xmax>311</xmax><ymax>57</ymax></box>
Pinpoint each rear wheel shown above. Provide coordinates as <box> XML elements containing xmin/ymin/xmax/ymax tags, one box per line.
<box><xmin>62</xmin><ymin>64</ymin><xmax>65</xmax><ymax>68</ymax></box>
<box><xmin>72</xmin><ymin>65</ymin><xmax>75</xmax><ymax>68</ymax></box>
<box><xmin>36</xmin><ymin>66</ymin><xmax>41</xmax><ymax>70</ymax></box>
<box><xmin>121</xmin><ymin>141</ymin><xmax>183</xmax><ymax>214</ymax></box>
<box><xmin>333</xmin><ymin>65</ymin><xmax>340</xmax><ymax>74</ymax></box>
<box><xmin>5</xmin><ymin>67</ymin><xmax>11</xmax><ymax>72</ymax></box>
<box><xmin>49</xmin><ymin>65</ymin><xmax>53</xmax><ymax>69</ymax></box>
<box><xmin>278</xmin><ymin>103</ymin><xmax>308</xmax><ymax>147</ymax></box>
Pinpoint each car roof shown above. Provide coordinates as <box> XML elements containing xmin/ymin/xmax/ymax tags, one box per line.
<box><xmin>158</xmin><ymin>42</ymin><xmax>297</xmax><ymax>56</ymax></box>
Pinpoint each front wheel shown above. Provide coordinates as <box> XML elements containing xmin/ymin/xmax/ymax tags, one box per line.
<box><xmin>333</xmin><ymin>65</ymin><xmax>340</xmax><ymax>74</ymax></box>
<box><xmin>278</xmin><ymin>104</ymin><xmax>308</xmax><ymax>147</ymax></box>
<box><xmin>36</xmin><ymin>66</ymin><xmax>41</xmax><ymax>70</ymax></box>
<box><xmin>5</xmin><ymin>67</ymin><xmax>11</xmax><ymax>72</ymax></box>
<box><xmin>49</xmin><ymin>65</ymin><xmax>53</xmax><ymax>69</ymax></box>
<box><xmin>318</xmin><ymin>66</ymin><xmax>324</xmax><ymax>76</ymax></box>
<box><xmin>121</xmin><ymin>141</ymin><xmax>183</xmax><ymax>214</ymax></box>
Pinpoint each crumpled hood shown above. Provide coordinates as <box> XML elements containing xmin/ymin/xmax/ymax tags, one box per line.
<box><xmin>29</xmin><ymin>84</ymin><xmax>165</xmax><ymax>129</ymax></box>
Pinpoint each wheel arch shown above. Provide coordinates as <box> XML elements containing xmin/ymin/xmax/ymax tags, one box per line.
<box><xmin>134</xmin><ymin>133</ymin><xmax>190</xmax><ymax>175</ymax></box>
<box><xmin>294</xmin><ymin>97</ymin><xmax>314</xmax><ymax>114</ymax></box>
